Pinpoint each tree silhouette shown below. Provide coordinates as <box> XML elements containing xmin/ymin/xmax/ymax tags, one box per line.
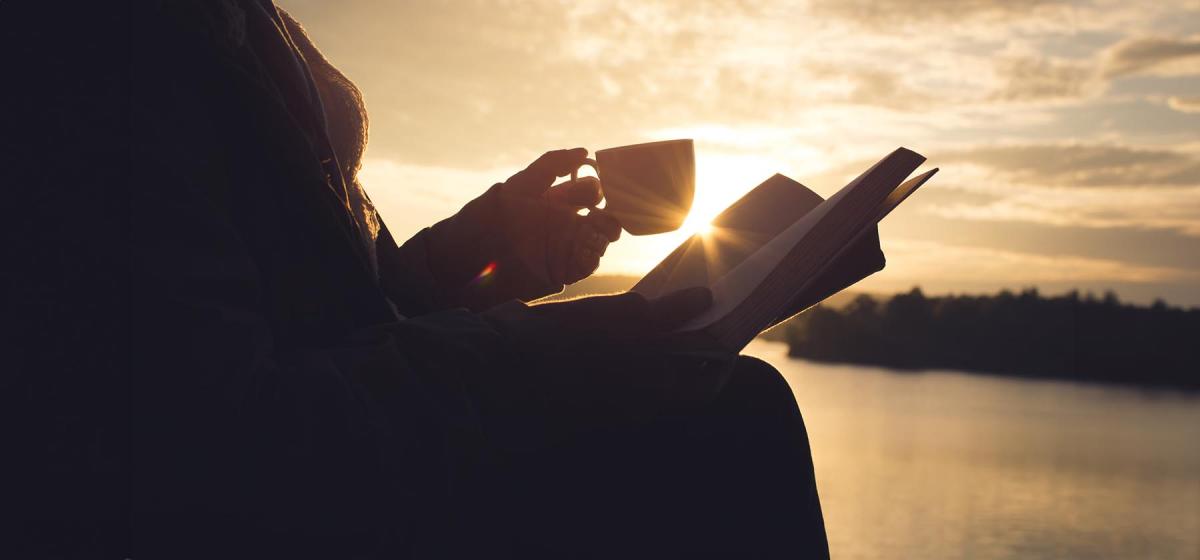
<box><xmin>783</xmin><ymin>289</ymin><xmax>1200</xmax><ymax>389</ymax></box>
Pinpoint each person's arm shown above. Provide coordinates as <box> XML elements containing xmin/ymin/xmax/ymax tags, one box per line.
<box><xmin>376</xmin><ymin>151</ymin><xmax>622</xmax><ymax>315</ymax></box>
<box><xmin>375</xmin><ymin>192</ymin><xmax>527</xmax><ymax>317</ymax></box>
<box><xmin>277</xmin><ymin>7</ymin><xmax>618</xmax><ymax>316</ymax></box>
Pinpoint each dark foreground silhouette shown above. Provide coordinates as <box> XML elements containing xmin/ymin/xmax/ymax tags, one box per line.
<box><xmin>4</xmin><ymin>2</ymin><xmax>827</xmax><ymax>558</ymax></box>
<box><xmin>785</xmin><ymin>288</ymin><xmax>1200</xmax><ymax>390</ymax></box>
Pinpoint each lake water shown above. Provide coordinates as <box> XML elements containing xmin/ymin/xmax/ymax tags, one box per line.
<box><xmin>744</xmin><ymin>339</ymin><xmax>1200</xmax><ymax>560</ymax></box>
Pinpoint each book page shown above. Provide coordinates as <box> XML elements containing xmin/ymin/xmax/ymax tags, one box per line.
<box><xmin>678</xmin><ymin>148</ymin><xmax>926</xmax><ymax>341</ymax></box>
<box><xmin>679</xmin><ymin>181</ymin><xmax>850</xmax><ymax>330</ymax></box>
<box><xmin>633</xmin><ymin>174</ymin><xmax>824</xmax><ymax>298</ymax></box>
<box><xmin>770</xmin><ymin>167</ymin><xmax>939</xmax><ymax>324</ymax></box>
<box><xmin>878</xmin><ymin>168</ymin><xmax>937</xmax><ymax>221</ymax></box>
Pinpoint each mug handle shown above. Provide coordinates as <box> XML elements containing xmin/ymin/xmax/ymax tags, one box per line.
<box><xmin>570</xmin><ymin>158</ymin><xmax>602</xmax><ymax>208</ymax></box>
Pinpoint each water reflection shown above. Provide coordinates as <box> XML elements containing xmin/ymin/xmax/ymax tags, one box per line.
<box><xmin>745</xmin><ymin>340</ymin><xmax>1200</xmax><ymax>560</ymax></box>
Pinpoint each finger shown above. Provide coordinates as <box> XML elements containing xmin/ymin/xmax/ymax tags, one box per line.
<box><xmin>505</xmin><ymin>148</ymin><xmax>589</xmax><ymax>197</ymax></box>
<box><xmin>529</xmin><ymin>147</ymin><xmax>589</xmax><ymax>177</ymax></box>
<box><xmin>566</xmin><ymin>243</ymin><xmax>602</xmax><ymax>284</ymax></box>
<box><xmin>545</xmin><ymin>209</ymin><xmax>579</xmax><ymax>286</ymax></box>
<box><xmin>545</xmin><ymin>175</ymin><xmax>602</xmax><ymax>208</ymax></box>
<box><xmin>577</xmin><ymin>222</ymin><xmax>609</xmax><ymax>256</ymax></box>
<box><xmin>547</xmin><ymin>229</ymin><xmax>570</xmax><ymax>287</ymax></box>
<box><xmin>648</xmin><ymin>286</ymin><xmax>713</xmax><ymax>331</ymax></box>
<box><xmin>583</xmin><ymin>208</ymin><xmax>622</xmax><ymax>242</ymax></box>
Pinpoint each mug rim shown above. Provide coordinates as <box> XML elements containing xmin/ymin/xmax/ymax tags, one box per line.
<box><xmin>596</xmin><ymin>138</ymin><xmax>693</xmax><ymax>155</ymax></box>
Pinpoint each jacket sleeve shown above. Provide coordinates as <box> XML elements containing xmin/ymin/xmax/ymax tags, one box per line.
<box><xmin>375</xmin><ymin>219</ymin><xmax>455</xmax><ymax>317</ymax></box>
<box><xmin>375</xmin><ymin>186</ymin><xmax>561</xmax><ymax>316</ymax></box>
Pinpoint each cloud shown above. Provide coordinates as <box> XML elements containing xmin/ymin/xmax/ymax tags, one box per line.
<box><xmin>283</xmin><ymin>0</ymin><xmax>1200</xmax><ymax>175</ymax></box>
<box><xmin>1167</xmin><ymin>95</ymin><xmax>1200</xmax><ymax>113</ymax></box>
<box><xmin>919</xmin><ymin>142</ymin><xmax>1200</xmax><ymax>237</ymax></box>
<box><xmin>924</xmin><ymin>185</ymin><xmax>1200</xmax><ymax>237</ymax></box>
<box><xmin>357</xmin><ymin>158</ymin><xmax>510</xmax><ymax>239</ymax></box>
<box><xmin>871</xmin><ymin>238</ymin><xmax>1200</xmax><ymax>286</ymax></box>
<box><xmin>807</xmin><ymin>0</ymin><xmax>1193</xmax><ymax>39</ymax></box>
<box><xmin>1102</xmin><ymin>36</ymin><xmax>1200</xmax><ymax>77</ymax></box>
<box><xmin>989</xmin><ymin>35</ymin><xmax>1200</xmax><ymax>104</ymax></box>
<box><xmin>807</xmin><ymin>0</ymin><xmax>1070</xmax><ymax>27</ymax></box>
<box><xmin>987</xmin><ymin>33</ymin><xmax>1200</xmax><ymax>104</ymax></box>
<box><xmin>990</xmin><ymin>55</ymin><xmax>1101</xmax><ymax>102</ymax></box>
<box><xmin>804</xmin><ymin>64</ymin><xmax>938</xmax><ymax>110</ymax></box>
<box><xmin>939</xmin><ymin>143</ymin><xmax>1200</xmax><ymax>187</ymax></box>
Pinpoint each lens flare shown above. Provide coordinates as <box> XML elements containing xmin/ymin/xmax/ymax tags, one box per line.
<box><xmin>471</xmin><ymin>261</ymin><xmax>498</xmax><ymax>286</ymax></box>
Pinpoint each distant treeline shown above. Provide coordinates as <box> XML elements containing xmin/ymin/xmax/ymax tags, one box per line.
<box><xmin>782</xmin><ymin>288</ymin><xmax>1200</xmax><ymax>390</ymax></box>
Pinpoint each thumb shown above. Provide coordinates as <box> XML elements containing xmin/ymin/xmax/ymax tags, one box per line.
<box><xmin>563</xmin><ymin>291</ymin><xmax>652</xmax><ymax>330</ymax></box>
<box><xmin>648</xmin><ymin>287</ymin><xmax>713</xmax><ymax>331</ymax></box>
<box><xmin>505</xmin><ymin>148</ymin><xmax>589</xmax><ymax>197</ymax></box>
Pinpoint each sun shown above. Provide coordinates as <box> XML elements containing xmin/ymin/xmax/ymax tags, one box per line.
<box><xmin>678</xmin><ymin>211</ymin><xmax>714</xmax><ymax>238</ymax></box>
<box><xmin>672</xmin><ymin>152</ymin><xmax>767</xmax><ymax>240</ymax></box>
<box><xmin>621</xmin><ymin>150</ymin><xmax>774</xmax><ymax>268</ymax></box>
<box><xmin>676</xmin><ymin>182</ymin><xmax>729</xmax><ymax>238</ymax></box>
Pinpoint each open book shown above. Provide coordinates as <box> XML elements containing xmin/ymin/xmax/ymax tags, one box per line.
<box><xmin>633</xmin><ymin>147</ymin><xmax>937</xmax><ymax>351</ymax></box>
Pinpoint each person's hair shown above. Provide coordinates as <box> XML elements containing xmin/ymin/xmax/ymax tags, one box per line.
<box><xmin>278</xmin><ymin>9</ymin><xmax>369</xmax><ymax>177</ymax></box>
<box><xmin>181</xmin><ymin>1</ymin><xmax>368</xmax><ymax>177</ymax></box>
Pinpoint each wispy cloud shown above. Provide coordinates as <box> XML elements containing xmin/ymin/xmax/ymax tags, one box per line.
<box><xmin>1102</xmin><ymin>35</ymin><xmax>1200</xmax><ymax>77</ymax></box>
<box><xmin>990</xmin><ymin>54</ymin><xmax>1102</xmax><ymax>102</ymax></box>
<box><xmin>925</xmin><ymin>186</ymin><xmax>1200</xmax><ymax>236</ymax></box>
<box><xmin>922</xmin><ymin>142</ymin><xmax>1200</xmax><ymax>236</ymax></box>
<box><xmin>286</xmin><ymin>0</ymin><xmax>1200</xmax><ymax>166</ymax></box>
<box><xmin>808</xmin><ymin>0</ymin><xmax>1073</xmax><ymax>28</ymax></box>
<box><xmin>939</xmin><ymin>142</ymin><xmax>1200</xmax><ymax>188</ymax></box>
<box><xmin>870</xmin><ymin>238</ymin><xmax>1200</xmax><ymax>286</ymax></box>
<box><xmin>1167</xmin><ymin>95</ymin><xmax>1200</xmax><ymax>113</ymax></box>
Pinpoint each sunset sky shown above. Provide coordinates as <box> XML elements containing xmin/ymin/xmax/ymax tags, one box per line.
<box><xmin>282</xmin><ymin>0</ymin><xmax>1200</xmax><ymax>306</ymax></box>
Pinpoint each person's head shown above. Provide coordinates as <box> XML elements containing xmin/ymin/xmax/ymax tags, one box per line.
<box><xmin>278</xmin><ymin>9</ymin><xmax>368</xmax><ymax>179</ymax></box>
<box><xmin>193</xmin><ymin>2</ymin><xmax>370</xmax><ymax>178</ymax></box>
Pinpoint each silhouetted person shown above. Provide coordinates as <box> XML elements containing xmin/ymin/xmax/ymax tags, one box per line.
<box><xmin>4</xmin><ymin>2</ymin><xmax>827</xmax><ymax>558</ymax></box>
